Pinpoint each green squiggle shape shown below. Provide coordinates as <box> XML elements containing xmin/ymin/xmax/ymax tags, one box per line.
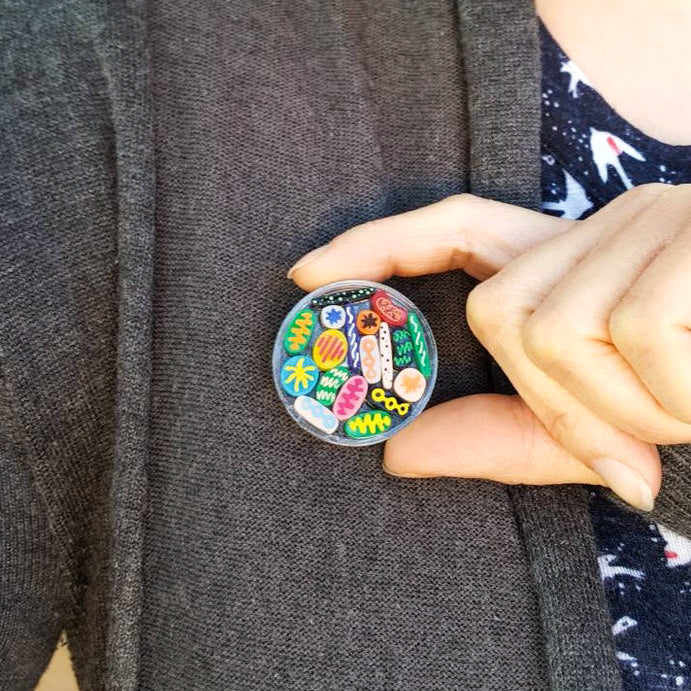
<box><xmin>406</xmin><ymin>313</ymin><xmax>431</xmax><ymax>377</ymax></box>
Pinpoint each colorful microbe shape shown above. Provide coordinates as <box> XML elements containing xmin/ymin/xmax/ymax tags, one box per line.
<box><xmin>368</xmin><ymin>387</ymin><xmax>410</xmax><ymax>417</ymax></box>
<box><xmin>344</xmin><ymin>410</ymin><xmax>393</xmax><ymax>438</ymax></box>
<box><xmin>278</xmin><ymin>282</ymin><xmax>435</xmax><ymax>444</ymax></box>
<box><xmin>294</xmin><ymin>395</ymin><xmax>339</xmax><ymax>434</ymax></box>
<box><xmin>393</xmin><ymin>367</ymin><xmax>426</xmax><ymax>403</ymax></box>
<box><xmin>371</xmin><ymin>290</ymin><xmax>408</xmax><ymax>327</ymax></box>
<box><xmin>320</xmin><ymin>305</ymin><xmax>346</xmax><ymax>329</ymax></box>
<box><xmin>313</xmin><ymin>328</ymin><xmax>348</xmax><ymax>370</ymax></box>
<box><xmin>283</xmin><ymin>309</ymin><xmax>316</xmax><ymax>354</ymax></box>
<box><xmin>281</xmin><ymin>355</ymin><xmax>319</xmax><ymax>396</ymax></box>
<box><xmin>406</xmin><ymin>312</ymin><xmax>431</xmax><ymax>377</ymax></box>
<box><xmin>356</xmin><ymin>309</ymin><xmax>380</xmax><ymax>335</ymax></box>
<box><xmin>344</xmin><ymin>305</ymin><xmax>360</xmax><ymax>370</ymax></box>
<box><xmin>310</xmin><ymin>287</ymin><xmax>375</xmax><ymax>309</ymax></box>
<box><xmin>392</xmin><ymin>328</ymin><xmax>414</xmax><ymax>369</ymax></box>
<box><xmin>378</xmin><ymin>322</ymin><xmax>393</xmax><ymax>389</ymax></box>
<box><xmin>333</xmin><ymin>375</ymin><xmax>367</xmax><ymax>421</ymax></box>
<box><xmin>314</xmin><ymin>365</ymin><xmax>350</xmax><ymax>407</ymax></box>
<box><xmin>359</xmin><ymin>334</ymin><xmax>381</xmax><ymax>385</ymax></box>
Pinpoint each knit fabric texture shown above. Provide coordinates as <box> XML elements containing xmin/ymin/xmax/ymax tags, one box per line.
<box><xmin>141</xmin><ymin>1</ymin><xmax>547</xmax><ymax>688</ymax></box>
<box><xmin>2</xmin><ymin>1</ymin><xmax>690</xmax><ymax>689</ymax></box>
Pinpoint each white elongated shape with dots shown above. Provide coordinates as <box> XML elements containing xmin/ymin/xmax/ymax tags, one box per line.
<box><xmin>379</xmin><ymin>322</ymin><xmax>393</xmax><ymax>389</ymax></box>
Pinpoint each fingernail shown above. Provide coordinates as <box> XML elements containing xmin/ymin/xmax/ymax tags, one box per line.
<box><xmin>591</xmin><ymin>458</ymin><xmax>655</xmax><ymax>512</ymax></box>
<box><xmin>287</xmin><ymin>245</ymin><xmax>329</xmax><ymax>278</ymax></box>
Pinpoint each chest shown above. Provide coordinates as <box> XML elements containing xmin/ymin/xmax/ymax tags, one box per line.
<box><xmin>537</xmin><ymin>0</ymin><xmax>691</xmax><ymax>145</ymax></box>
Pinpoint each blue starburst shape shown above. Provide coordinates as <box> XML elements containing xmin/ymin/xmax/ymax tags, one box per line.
<box><xmin>325</xmin><ymin>308</ymin><xmax>341</xmax><ymax>325</ymax></box>
<box><xmin>320</xmin><ymin>305</ymin><xmax>346</xmax><ymax>329</ymax></box>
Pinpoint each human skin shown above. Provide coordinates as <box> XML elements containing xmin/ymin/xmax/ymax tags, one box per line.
<box><xmin>536</xmin><ymin>0</ymin><xmax>691</xmax><ymax>146</ymax></box>
<box><xmin>289</xmin><ymin>183</ymin><xmax>691</xmax><ymax>511</ymax></box>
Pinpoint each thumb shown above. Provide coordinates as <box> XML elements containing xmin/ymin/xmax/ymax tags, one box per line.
<box><xmin>383</xmin><ymin>394</ymin><xmax>659</xmax><ymax>508</ymax></box>
<box><xmin>288</xmin><ymin>194</ymin><xmax>576</xmax><ymax>290</ymax></box>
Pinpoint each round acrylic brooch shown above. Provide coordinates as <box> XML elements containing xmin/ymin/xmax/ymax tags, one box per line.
<box><xmin>272</xmin><ymin>280</ymin><xmax>438</xmax><ymax>446</ymax></box>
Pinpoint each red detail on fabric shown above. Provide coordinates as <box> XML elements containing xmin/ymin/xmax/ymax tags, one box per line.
<box><xmin>665</xmin><ymin>550</ymin><xmax>678</xmax><ymax>559</ymax></box>
<box><xmin>606</xmin><ymin>135</ymin><xmax>621</xmax><ymax>155</ymax></box>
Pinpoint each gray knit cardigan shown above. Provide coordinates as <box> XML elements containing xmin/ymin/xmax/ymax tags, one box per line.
<box><xmin>2</xmin><ymin>1</ymin><xmax>690</xmax><ymax>689</ymax></box>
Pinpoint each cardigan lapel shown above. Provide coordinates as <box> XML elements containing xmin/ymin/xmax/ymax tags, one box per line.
<box><xmin>105</xmin><ymin>1</ymin><xmax>155</xmax><ymax>687</ymax></box>
<box><xmin>455</xmin><ymin>2</ymin><xmax>622</xmax><ymax>689</ymax></box>
<box><xmin>456</xmin><ymin>0</ymin><xmax>542</xmax><ymax>210</ymax></box>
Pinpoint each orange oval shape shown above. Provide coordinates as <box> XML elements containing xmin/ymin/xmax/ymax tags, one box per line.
<box><xmin>356</xmin><ymin>309</ymin><xmax>381</xmax><ymax>335</ymax></box>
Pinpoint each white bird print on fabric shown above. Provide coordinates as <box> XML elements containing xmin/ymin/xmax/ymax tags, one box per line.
<box><xmin>598</xmin><ymin>554</ymin><xmax>645</xmax><ymax>581</ymax></box>
<box><xmin>657</xmin><ymin>524</ymin><xmax>691</xmax><ymax>568</ymax></box>
<box><xmin>589</xmin><ymin>127</ymin><xmax>646</xmax><ymax>189</ymax></box>
<box><xmin>612</xmin><ymin>616</ymin><xmax>638</xmax><ymax>637</ymax></box>
<box><xmin>561</xmin><ymin>59</ymin><xmax>592</xmax><ymax>97</ymax></box>
<box><xmin>616</xmin><ymin>651</ymin><xmax>639</xmax><ymax>665</ymax></box>
<box><xmin>541</xmin><ymin>169</ymin><xmax>593</xmax><ymax>219</ymax></box>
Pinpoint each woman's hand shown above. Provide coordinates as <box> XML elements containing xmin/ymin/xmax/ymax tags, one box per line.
<box><xmin>289</xmin><ymin>183</ymin><xmax>691</xmax><ymax>511</ymax></box>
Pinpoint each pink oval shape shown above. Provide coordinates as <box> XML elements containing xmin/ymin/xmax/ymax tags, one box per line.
<box><xmin>333</xmin><ymin>375</ymin><xmax>367</xmax><ymax>421</ymax></box>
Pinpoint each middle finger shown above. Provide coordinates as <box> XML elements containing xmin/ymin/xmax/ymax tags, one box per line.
<box><xmin>521</xmin><ymin>186</ymin><xmax>691</xmax><ymax>443</ymax></box>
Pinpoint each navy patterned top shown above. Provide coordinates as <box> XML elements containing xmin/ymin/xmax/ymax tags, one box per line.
<box><xmin>539</xmin><ymin>18</ymin><xmax>691</xmax><ymax>689</ymax></box>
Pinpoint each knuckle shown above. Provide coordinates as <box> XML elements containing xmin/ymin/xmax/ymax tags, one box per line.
<box><xmin>545</xmin><ymin>410</ymin><xmax>580</xmax><ymax>444</ymax></box>
<box><xmin>466</xmin><ymin>281</ymin><xmax>506</xmax><ymax>339</ymax></box>
<box><xmin>521</xmin><ymin>310</ymin><xmax>574</xmax><ymax>368</ymax></box>
<box><xmin>609</xmin><ymin>300</ymin><xmax>659</xmax><ymax>358</ymax></box>
<box><xmin>443</xmin><ymin>193</ymin><xmax>485</xmax><ymax>230</ymax></box>
<box><xmin>509</xmin><ymin>398</ymin><xmax>545</xmax><ymax>477</ymax></box>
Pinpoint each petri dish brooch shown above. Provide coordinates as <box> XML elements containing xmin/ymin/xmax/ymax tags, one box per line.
<box><xmin>272</xmin><ymin>280</ymin><xmax>437</xmax><ymax>446</ymax></box>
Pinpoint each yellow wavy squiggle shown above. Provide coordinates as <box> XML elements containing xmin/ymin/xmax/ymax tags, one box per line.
<box><xmin>286</xmin><ymin>312</ymin><xmax>314</xmax><ymax>350</ymax></box>
<box><xmin>346</xmin><ymin>412</ymin><xmax>391</xmax><ymax>435</ymax></box>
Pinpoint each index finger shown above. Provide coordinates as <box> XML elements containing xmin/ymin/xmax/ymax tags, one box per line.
<box><xmin>288</xmin><ymin>194</ymin><xmax>576</xmax><ymax>290</ymax></box>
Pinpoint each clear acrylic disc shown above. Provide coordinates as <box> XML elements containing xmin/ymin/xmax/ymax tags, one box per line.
<box><xmin>272</xmin><ymin>280</ymin><xmax>437</xmax><ymax>446</ymax></box>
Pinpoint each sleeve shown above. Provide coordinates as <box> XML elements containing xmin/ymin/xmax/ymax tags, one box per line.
<box><xmin>0</xmin><ymin>378</ymin><xmax>71</xmax><ymax>688</ymax></box>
